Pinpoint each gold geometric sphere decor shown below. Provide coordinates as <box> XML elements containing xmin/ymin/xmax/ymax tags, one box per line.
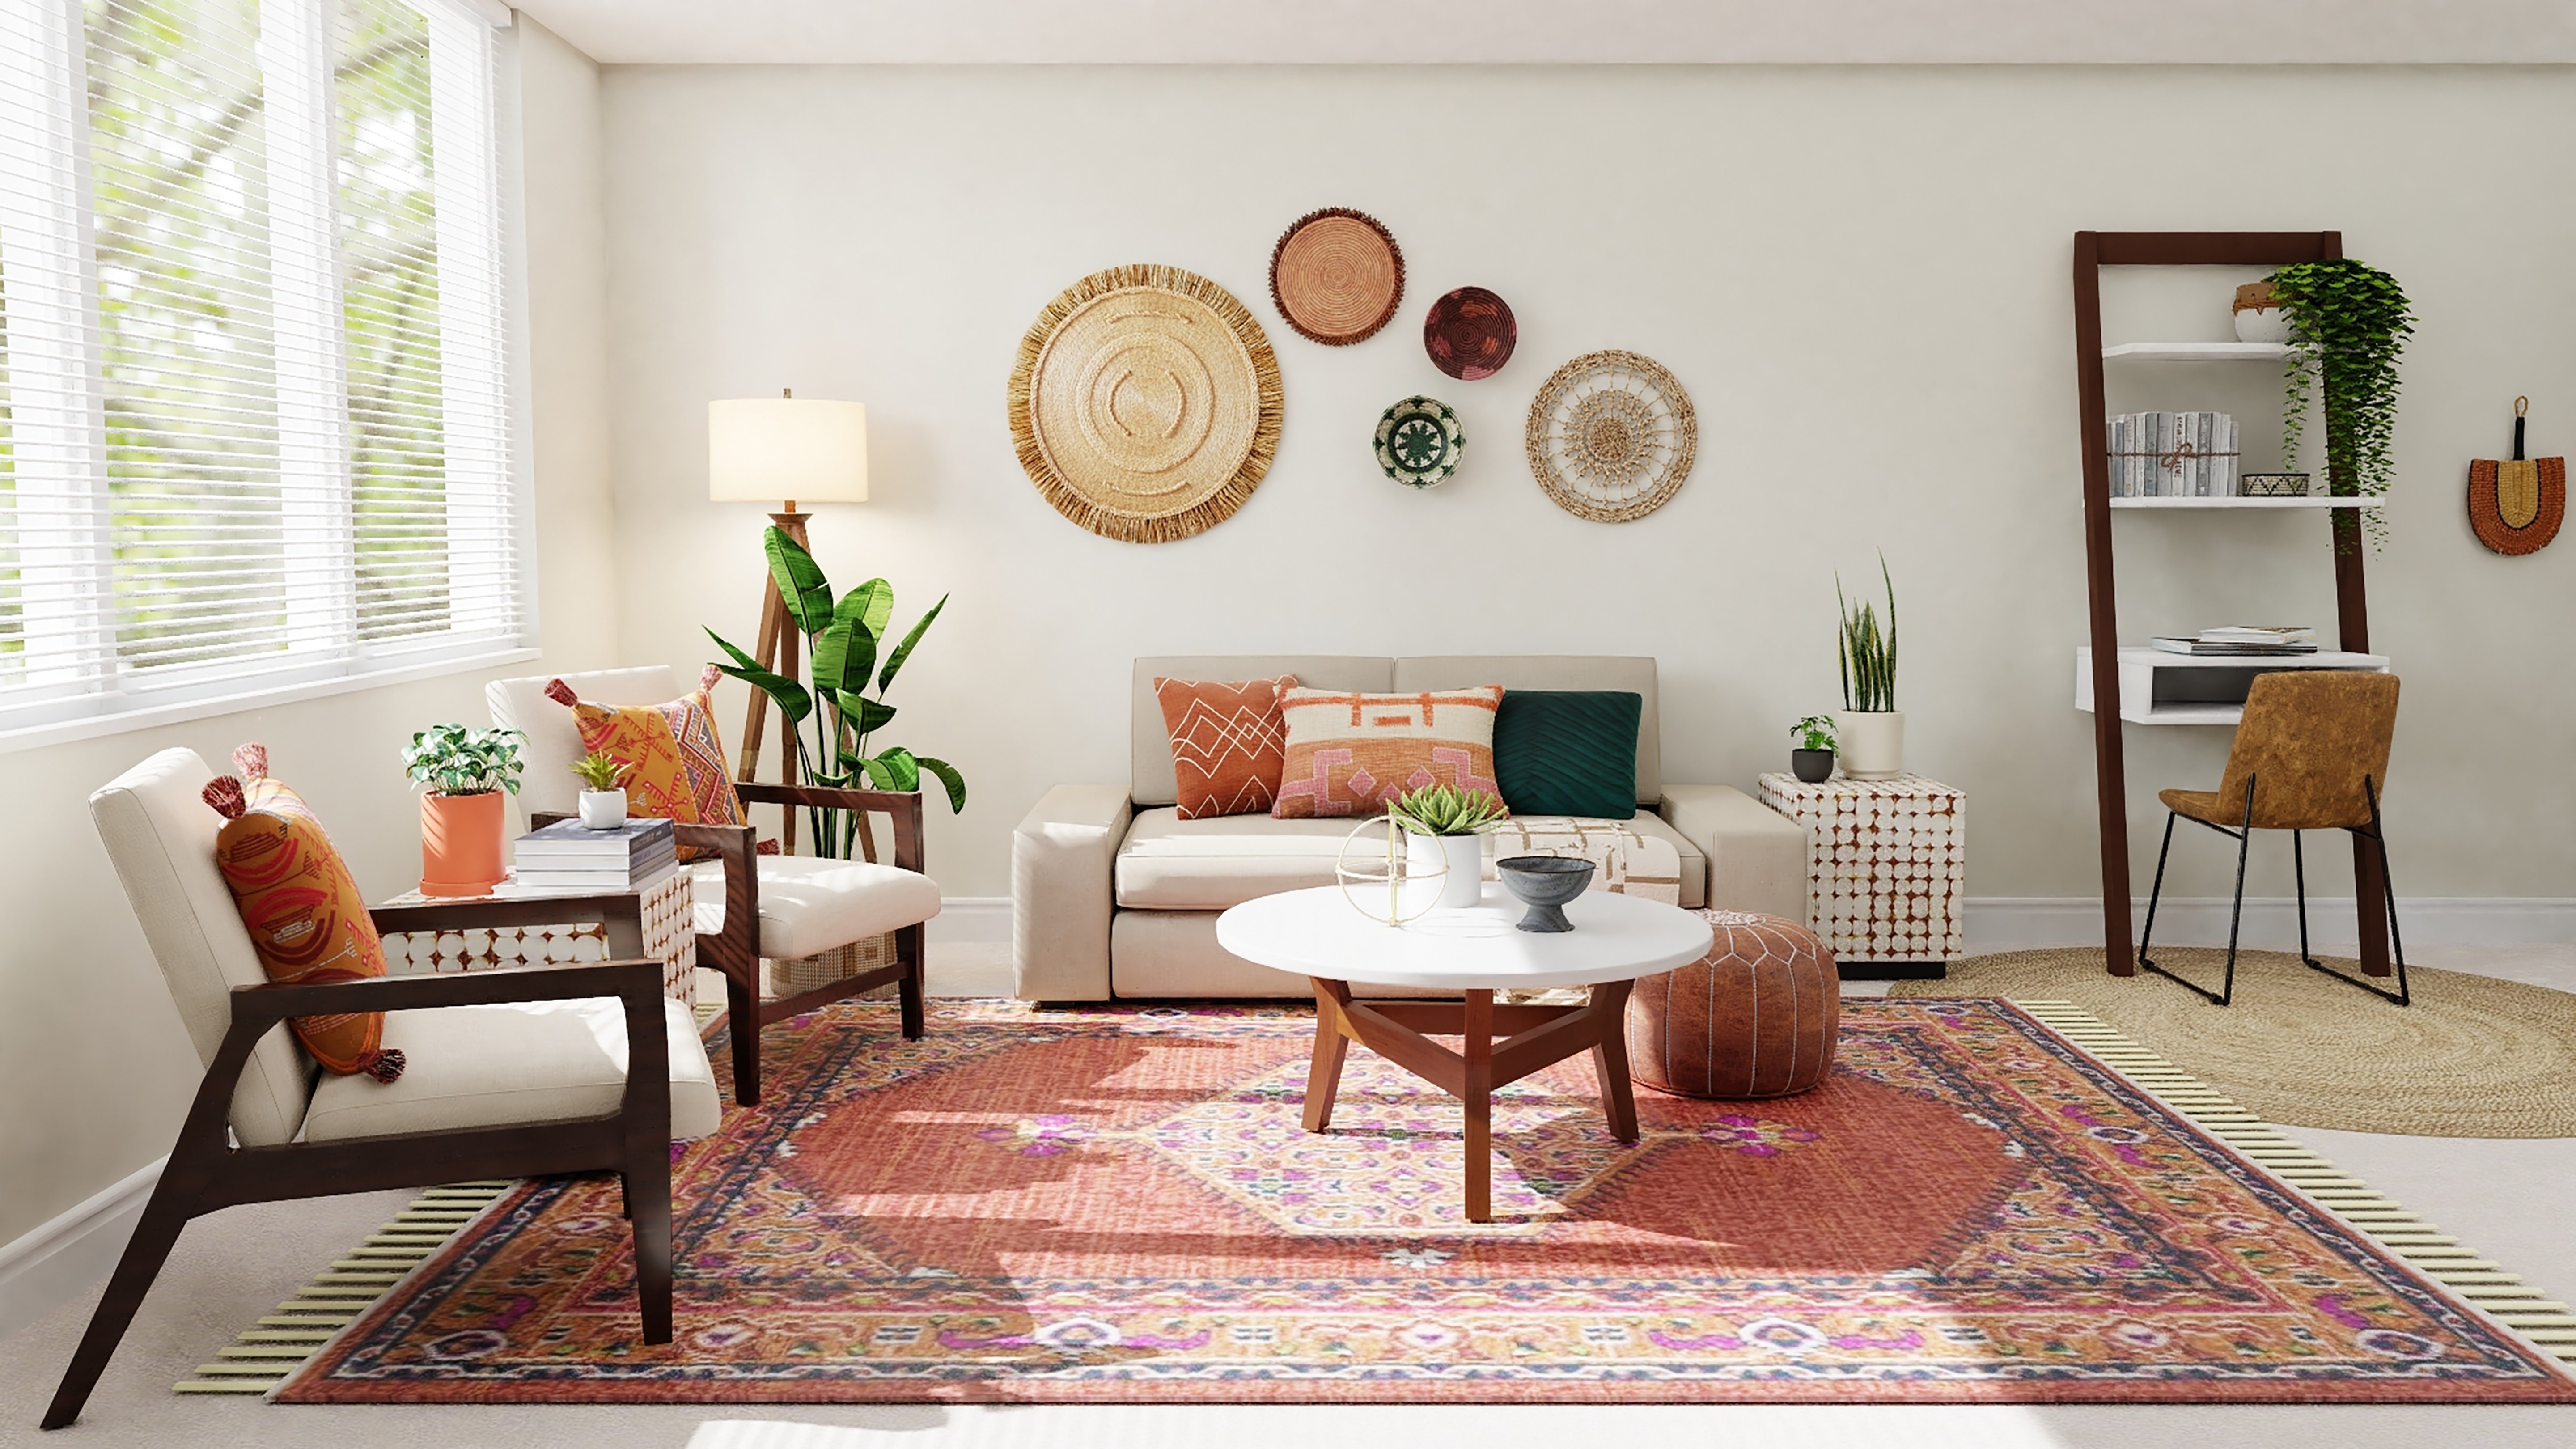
<box><xmin>1524</xmin><ymin>349</ymin><xmax>1697</xmax><ymax>523</ymax></box>
<box><xmin>1008</xmin><ymin>263</ymin><xmax>1284</xmax><ymax>543</ymax></box>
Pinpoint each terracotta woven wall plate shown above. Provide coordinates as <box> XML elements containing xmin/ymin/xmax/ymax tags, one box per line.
<box><xmin>1269</xmin><ymin>208</ymin><xmax>1405</xmax><ymax>347</ymax></box>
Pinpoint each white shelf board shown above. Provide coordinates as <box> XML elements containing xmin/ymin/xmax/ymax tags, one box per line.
<box><xmin>2076</xmin><ymin>646</ymin><xmax>2391</xmax><ymax>726</ymax></box>
<box><xmin>2101</xmin><ymin>341</ymin><xmax>2289</xmax><ymax>362</ymax></box>
<box><xmin>2109</xmin><ymin>495</ymin><xmax>2382</xmax><ymax>510</ymax></box>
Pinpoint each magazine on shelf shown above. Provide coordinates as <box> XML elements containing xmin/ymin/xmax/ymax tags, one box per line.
<box><xmin>514</xmin><ymin>816</ymin><xmax>676</xmax><ymax>861</ymax></box>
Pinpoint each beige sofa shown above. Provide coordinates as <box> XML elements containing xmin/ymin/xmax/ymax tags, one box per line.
<box><xmin>1011</xmin><ymin>655</ymin><xmax>1806</xmax><ymax>1000</ymax></box>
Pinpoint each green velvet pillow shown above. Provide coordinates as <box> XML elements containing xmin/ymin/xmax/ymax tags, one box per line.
<box><xmin>1492</xmin><ymin>690</ymin><xmax>1642</xmax><ymax>819</ymax></box>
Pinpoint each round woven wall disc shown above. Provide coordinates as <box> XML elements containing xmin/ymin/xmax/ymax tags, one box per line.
<box><xmin>1524</xmin><ymin>349</ymin><xmax>1697</xmax><ymax>523</ymax></box>
<box><xmin>1424</xmin><ymin>286</ymin><xmax>1517</xmax><ymax>381</ymax></box>
<box><xmin>1269</xmin><ymin>208</ymin><xmax>1404</xmax><ymax>346</ymax></box>
<box><xmin>1008</xmin><ymin>264</ymin><xmax>1283</xmax><ymax>543</ymax></box>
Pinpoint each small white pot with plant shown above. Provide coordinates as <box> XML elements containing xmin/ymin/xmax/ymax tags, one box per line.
<box><xmin>1389</xmin><ymin>783</ymin><xmax>1509</xmax><ymax>911</ymax></box>
<box><xmin>1834</xmin><ymin>555</ymin><xmax>1903</xmax><ymax>780</ymax></box>
<box><xmin>570</xmin><ymin>751</ymin><xmax>630</xmax><ymax>830</ymax></box>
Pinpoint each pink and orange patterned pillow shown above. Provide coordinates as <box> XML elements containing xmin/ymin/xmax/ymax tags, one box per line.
<box><xmin>1155</xmin><ymin>674</ymin><xmax>1296</xmax><ymax>819</ymax></box>
<box><xmin>546</xmin><ymin>669</ymin><xmax>751</xmax><ymax>856</ymax></box>
<box><xmin>1272</xmin><ymin>685</ymin><xmax>1508</xmax><ymax>818</ymax></box>
<box><xmin>202</xmin><ymin>745</ymin><xmax>404</xmax><ymax>1082</ymax></box>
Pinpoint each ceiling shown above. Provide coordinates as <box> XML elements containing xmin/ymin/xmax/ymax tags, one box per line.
<box><xmin>508</xmin><ymin>0</ymin><xmax>2576</xmax><ymax>66</ymax></box>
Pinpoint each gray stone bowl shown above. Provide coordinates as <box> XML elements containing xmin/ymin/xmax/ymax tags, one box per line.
<box><xmin>1495</xmin><ymin>855</ymin><xmax>1595</xmax><ymax>933</ymax></box>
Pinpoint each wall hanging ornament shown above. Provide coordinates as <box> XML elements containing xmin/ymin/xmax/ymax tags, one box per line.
<box><xmin>1008</xmin><ymin>263</ymin><xmax>1283</xmax><ymax>543</ymax></box>
<box><xmin>1375</xmin><ymin>395</ymin><xmax>1464</xmax><ymax>488</ymax></box>
<box><xmin>1423</xmin><ymin>286</ymin><xmax>1517</xmax><ymax>380</ymax></box>
<box><xmin>2468</xmin><ymin>395</ymin><xmax>2565</xmax><ymax>556</ymax></box>
<box><xmin>1269</xmin><ymin>208</ymin><xmax>1404</xmax><ymax>347</ymax></box>
<box><xmin>1524</xmin><ymin>349</ymin><xmax>1698</xmax><ymax>523</ymax></box>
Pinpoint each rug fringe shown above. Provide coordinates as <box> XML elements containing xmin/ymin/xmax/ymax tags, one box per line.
<box><xmin>2012</xmin><ymin>999</ymin><xmax>2576</xmax><ymax>1361</ymax></box>
<box><xmin>171</xmin><ymin>1181</ymin><xmax>515</xmax><ymax>1398</ymax></box>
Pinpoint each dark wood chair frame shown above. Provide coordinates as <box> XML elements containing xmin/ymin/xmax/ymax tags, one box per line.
<box><xmin>42</xmin><ymin>897</ymin><xmax>672</xmax><ymax>1432</ymax></box>
<box><xmin>539</xmin><ymin>781</ymin><xmax>928</xmax><ymax>1107</ymax></box>
<box><xmin>2135</xmin><ymin>773</ymin><xmax>2411</xmax><ymax>1008</ymax></box>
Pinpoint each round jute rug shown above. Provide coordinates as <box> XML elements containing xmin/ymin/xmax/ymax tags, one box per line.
<box><xmin>1891</xmin><ymin>948</ymin><xmax>2576</xmax><ymax>1138</ymax></box>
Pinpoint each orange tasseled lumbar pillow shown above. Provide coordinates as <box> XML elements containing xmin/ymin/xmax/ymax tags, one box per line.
<box><xmin>202</xmin><ymin>744</ymin><xmax>404</xmax><ymax>1082</ymax></box>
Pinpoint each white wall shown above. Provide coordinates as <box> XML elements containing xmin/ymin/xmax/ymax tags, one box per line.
<box><xmin>0</xmin><ymin>16</ymin><xmax>616</xmax><ymax>1269</ymax></box>
<box><xmin>600</xmin><ymin>63</ymin><xmax>2576</xmax><ymax>907</ymax></box>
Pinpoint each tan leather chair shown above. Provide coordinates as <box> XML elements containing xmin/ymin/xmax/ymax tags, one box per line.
<box><xmin>2137</xmin><ymin>671</ymin><xmax>2408</xmax><ymax>1007</ymax></box>
<box><xmin>46</xmin><ymin>749</ymin><xmax>720</xmax><ymax>1429</ymax></box>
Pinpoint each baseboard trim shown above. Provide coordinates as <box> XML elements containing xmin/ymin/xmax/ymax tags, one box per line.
<box><xmin>0</xmin><ymin>1154</ymin><xmax>163</xmax><ymax>1343</ymax></box>
<box><xmin>928</xmin><ymin>896</ymin><xmax>1010</xmax><ymax>944</ymax></box>
<box><xmin>1966</xmin><ymin>896</ymin><xmax>2576</xmax><ymax>953</ymax></box>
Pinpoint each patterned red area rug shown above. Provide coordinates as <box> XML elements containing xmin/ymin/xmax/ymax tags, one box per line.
<box><xmin>276</xmin><ymin>999</ymin><xmax>2576</xmax><ymax>1404</ymax></box>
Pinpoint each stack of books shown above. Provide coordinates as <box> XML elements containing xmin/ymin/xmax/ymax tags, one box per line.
<box><xmin>511</xmin><ymin>817</ymin><xmax>678</xmax><ymax>892</ymax></box>
<box><xmin>2149</xmin><ymin>626</ymin><xmax>2319</xmax><ymax>657</ymax></box>
<box><xmin>2108</xmin><ymin>412</ymin><xmax>2242</xmax><ymax>498</ymax></box>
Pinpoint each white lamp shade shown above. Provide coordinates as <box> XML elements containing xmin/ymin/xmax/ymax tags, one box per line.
<box><xmin>708</xmin><ymin>398</ymin><xmax>869</xmax><ymax>504</ymax></box>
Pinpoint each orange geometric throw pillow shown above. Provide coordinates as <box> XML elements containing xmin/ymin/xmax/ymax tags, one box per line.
<box><xmin>1155</xmin><ymin>674</ymin><xmax>1296</xmax><ymax>819</ymax></box>
<box><xmin>544</xmin><ymin>677</ymin><xmax>707</xmax><ymax>829</ymax></box>
<box><xmin>652</xmin><ymin>665</ymin><xmax>747</xmax><ymax>830</ymax></box>
<box><xmin>201</xmin><ymin>746</ymin><xmax>404</xmax><ymax>1082</ymax></box>
<box><xmin>1273</xmin><ymin>685</ymin><xmax>1507</xmax><ymax>819</ymax></box>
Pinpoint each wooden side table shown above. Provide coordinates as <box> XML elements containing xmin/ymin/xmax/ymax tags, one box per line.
<box><xmin>1754</xmin><ymin>771</ymin><xmax>1964</xmax><ymax>980</ymax></box>
<box><xmin>378</xmin><ymin>870</ymin><xmax>699</xmax><ymax>1010</ymax></box>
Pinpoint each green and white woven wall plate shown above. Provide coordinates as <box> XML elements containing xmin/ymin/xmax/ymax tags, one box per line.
<box><xmin>1375</xmin><ymin>395</ymin><xmax>1465</xmax><ymax>488</ymax></box>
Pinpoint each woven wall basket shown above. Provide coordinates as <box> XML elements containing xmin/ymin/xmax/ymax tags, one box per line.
<box><xmin>1268</xmin><ymin>208</ymin><xmax>1404</xmax><ymax>346</ymax></box>
<box><xmin>1008</xmin><ymin>263</ymin><xmax>1284</xmax><ymax>544</ymax></box>
<box><xmin>1524</xmin><ymin>349</ymin><xmax>1698</xmax><ymax>523</ymax></box>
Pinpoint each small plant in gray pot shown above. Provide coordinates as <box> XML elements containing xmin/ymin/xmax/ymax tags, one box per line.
<box><xmin>1790</xmin><ymin>715</ymin><xmax>1836</xmax><ymax>783</ymax></box>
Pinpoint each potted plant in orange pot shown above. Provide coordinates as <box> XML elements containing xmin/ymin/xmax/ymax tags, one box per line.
<box><xmin>403</xmin><ymin>724</ymin><xmax>525</xmax><ymax>896</ymax></box>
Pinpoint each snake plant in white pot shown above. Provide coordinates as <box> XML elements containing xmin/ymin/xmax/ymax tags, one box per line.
<box><xmin>1835</xmin><ymin>555</ymin><xmax>1902</xmax><ymax>780</ymax></box>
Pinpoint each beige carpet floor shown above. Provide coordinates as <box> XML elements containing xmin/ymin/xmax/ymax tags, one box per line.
<box><xmin>1891</xmin><ymin>948</ymin><xmax>2576</xmax><ymax>1137</ymax></box>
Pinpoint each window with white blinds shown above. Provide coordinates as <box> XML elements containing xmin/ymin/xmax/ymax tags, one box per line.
<box><xmin>0</xmin><ymin>0</ymin><xmax>518</xmax><ymax>740</ymax></box>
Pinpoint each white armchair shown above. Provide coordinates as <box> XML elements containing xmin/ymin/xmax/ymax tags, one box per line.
<box><xmin>44</xmin><ymin>748</ymin><xmax>720</xmax><ymax>1430</ymax></box>
<box><xmin>488</xmin><ymin>667</ymin><xmax>941</xmax><ymax>1105</ymax></box>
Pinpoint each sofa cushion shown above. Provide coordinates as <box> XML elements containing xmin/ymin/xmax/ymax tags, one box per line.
<box><xmin>1486</xmin><ymin>814</ymin><xmax>1685</xmax><ymax>906</ymax></box>
<box><xmin>1131</xmin><ymin>657</ymin><xmax>1393</xmax><ymax>809</ymax></box>
<box><xmin>1273</xmin><ymin>685</ymin><xmax>1504</xmax><ymax>818</ymax></box>
<box><xmin>1492</xmin><ymin>690</ymin><xmax>1642</xmax><ymax>818</ymax></box>
<box><xmin>1394</xmin><ymin>656</ymin><xmax>1661</xmax><ymax>805</ymax></box>
<box><xmin>303</xmin><ymin>996</ymin><xmax>721</xmax><ymax>1143</ymax></box>
<box><xmin>1115</xmin><ymin>808</ymin><xmax>1365</xmax><ymax>910</ymax></box>
<box><xmin>690</xmin><ymin>855</ymin><xmax>942</xmax><ymax>961</ymax></box>
<box><xmin>1153</xmin><ymin>673</ymin><xmax>1296</xmax><ymax>819</ymax></box>
<box><xmin>1623</xmin><ymin>809</ymin><xmax>1708</xmax><ymax>910</ymax></box>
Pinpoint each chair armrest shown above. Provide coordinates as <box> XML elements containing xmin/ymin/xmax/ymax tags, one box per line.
<box><xmin>229</xmin><ymin>958</ymin><xmax>665</xmax><ymax>1028</ymax></box>
<box><xmin>1013</xmin><ymin>785</ymin><xmax>1131</xmax><ymax>1001</ymax></box>
<box><xmin>371</xmin><ymin>894</ymin><xmax>645</xmax><ymax>959</ymax></box>
<box><xmin>675</xmin><ymin>822</ymin><xmax>758</xmax><ymax>978</ymax></box>
<box><xmin>531</xmin><ymin>809</ymin><xmax>572</xmax><ymax>829</ymax></box>
<box><xmin>733</xmin><ymin>782</ymin><xmax>924</xmax><ymax>873</ymax></box>
<box><xmin>1659</xmin><ymin>784</ymin><xmax>1810</xmax><ymax>926</ymax></box>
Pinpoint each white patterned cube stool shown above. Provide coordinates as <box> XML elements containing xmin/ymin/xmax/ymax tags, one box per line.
<box><xmin>380</xmin><ymin>870</ymin><xmax>698</xmax><ymax>1010</ymax></box>
<box><xmin>1483</xmin><ymin>816</ymin><xmax>1683</xmax><ymax>904</ymax></box>
<box><xmin>1754</xmin><ymin>771</ymin><xmax>1964</xmax><ymax>979</ymax></box>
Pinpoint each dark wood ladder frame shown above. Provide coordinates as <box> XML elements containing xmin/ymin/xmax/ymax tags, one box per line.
<box><xmin>2073</xmin><ymin>230</ymin><xmax>2394</xmax><ymax>981</ymax></box>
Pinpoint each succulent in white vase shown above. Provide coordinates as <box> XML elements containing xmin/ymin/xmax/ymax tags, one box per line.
<box><xmin>570</xmin><ymin>751</ymin><xmax>630</xmax><ymax>830</ymax></box>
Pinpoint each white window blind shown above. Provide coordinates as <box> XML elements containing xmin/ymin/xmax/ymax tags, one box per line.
<box><xmin>0</xmin><ymin>0</ymin><xmax>518</xmax><ymax>739</ymax></box>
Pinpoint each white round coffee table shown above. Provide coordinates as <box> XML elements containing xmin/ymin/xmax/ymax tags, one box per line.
<box><xmin>1216</xmin><ymin>883</ymin><xmax>1712</xmax><ymax>1222</ymax></box>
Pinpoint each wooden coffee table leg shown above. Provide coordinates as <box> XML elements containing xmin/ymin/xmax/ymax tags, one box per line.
<box><xmin>1588</xmin><ymin>978</ymin><xmax>1640</xmax><ymax>1143</ymax></box>
<box><xmin>1463</xmin><ymin>988</ymin><xmax>1494</xmax><ymax>1223</ymax></box>
<box><xmin>1303</xmin><ymin>977</ymin><xmax>1353</xmax><ymax>1133</ymax></box>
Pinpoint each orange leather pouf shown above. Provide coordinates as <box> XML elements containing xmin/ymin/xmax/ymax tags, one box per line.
<box><xmin>1627</xmin><ymin>909</ymin><xmax>1840</xmax><ymax>1098</ymax></box>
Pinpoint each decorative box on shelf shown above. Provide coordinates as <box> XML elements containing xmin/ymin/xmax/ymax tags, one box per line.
<box><xmin>379</xmin><ymin>869</ymin><xmax>698</xmax><ymax>1009</ymax></box>
<box><xmin>1754</xmin><ymin>771</ymin><xmax>1964</xmax><ymax>979</ymax></box>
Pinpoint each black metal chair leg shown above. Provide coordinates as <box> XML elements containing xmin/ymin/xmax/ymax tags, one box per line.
<box><xmin>725</xmin><ymin>970</ymin><xmax>763</xmax><ymax>1106</ymax></box>
<box><xmin>2216</xmin><ymin>783</ymin><xmax>2255</xmax><ymax>1007</ymax></box>
<box><xmin>2140</xmin><ymin>778</ymin><xmax>2254</xmax><ymax>1007</ymax></box>
<box><xmin>2305</xmin><ymin>776</ymin><xmax>2411</xmax><ymax>1006</ymax></box>
<box><xmin>2136</xmin><ymin>810</ymin><xmax>2178</xmax><ymax>966</ymax></box>
<box><xmin>2292</xmin><ymin>830</ymin><xmax>2323</xmax><ymax>969</ymax></box>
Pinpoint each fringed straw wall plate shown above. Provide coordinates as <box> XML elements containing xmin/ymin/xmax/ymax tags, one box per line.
<box><xmin>1524</xmin><ymin>349</ymin><xmax>1697</xmax><ymax>523</ymax></box>
<box><xmin>1269</xmin><ymin>208</ymin><xmax>1405</xmax><ymax>346</ymax></box>
<box><xmin>1008</xmin><ymin>264</ymin><xmax>1284</xmax><ymax>543</ymax></box>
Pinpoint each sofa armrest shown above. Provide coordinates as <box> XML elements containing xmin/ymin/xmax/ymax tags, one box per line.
<box><xmin>1013</xmin><ymin>785</ymin><xmax>1131</xmax><ymax>1001</ymax></box>
<box><xmin>1659</xmin><ymin>784</ymin><xmax>1809</xmax><ymax>926</ymax></box>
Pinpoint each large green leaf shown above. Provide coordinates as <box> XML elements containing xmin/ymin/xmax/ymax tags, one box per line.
<box><xmin>809</xmin><ymin>592</ymin><xmax>883</xmax><ymax>699</ymax></box>
<box><xmin>859</xmin><ymin>747</ymin><xmax>919</xmax><ymax>792</ymax></box>
<box><xmin>763</xmin><ymin>528</ymin><xmax>833</xmax><ymax>635</ymax></box>
<box><xmin>877</xmin><ymin>593</ymin><xmax>948</xmax><ymax>694</ymax></box>
<box><xmin>915</xmin><ymin>754</ymin><xmax>968</xmax><ymax>813</ymax></box>
<box><xmin>706</xmin><ymin>627</ymin><xmax>812</xmax><ymax>724</ymax></box>
<box><xmin>835</xmin><ymin>690</ymin><xmax>898</xmax><ymax>738</ymax></box>
<box><xmin>843</xmin><ymin>577</ymin><xmax>894</xmax><ymax>640</ymax></box>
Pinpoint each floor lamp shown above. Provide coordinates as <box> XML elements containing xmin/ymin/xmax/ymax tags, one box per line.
<box><xmin>708</xmin><ymin>390</ymin><xmax>870</xmax><ymax>851</ymax></box>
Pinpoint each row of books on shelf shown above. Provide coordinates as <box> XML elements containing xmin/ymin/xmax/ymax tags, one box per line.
<box><xmin>510</xmin><ymin>816</ymin><xmax>678</xmax><ymax>891</ymax></box>
<box><xmin>2109</xmin><ymin>411</ymin><xmax>2241</xmax><ymax>497</ymax></box>
<box><xmin>2148</xmin><ymin>626</ymin><xmax>2318</xmax><ymax>657</ymax></box>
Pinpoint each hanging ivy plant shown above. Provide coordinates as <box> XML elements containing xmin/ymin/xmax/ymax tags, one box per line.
<box><xmin>2270</xmin><ymin>259</ymin><xmax>2413</xmax><ymax>547</ymax></box>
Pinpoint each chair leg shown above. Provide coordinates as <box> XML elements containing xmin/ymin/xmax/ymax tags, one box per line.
<box><xmin>626</xmin><ymin>1141</ymin><xmax>674</xmax><ymax>1344</ymax></box>
<box><xmin>725</xmin><ymin>967</ymin><xmax>763</xmax><ymax>1108</ymax></box>
<box><xmin>42</xmin><ymin>1176</ymin><xmax>199</xmax><ymax>1429</ymax></box>
<box><xmin>2139</xmin><ymin>777</ymin><xmax>2255</xmax><ymax>1007</ymax></box>
<box><xmin>2292</xmin><ymin>830</ymin><xmax>2321</xmax><ymax>969</ymax></box>
<box><xmin>898</xmin><ymin>923</ymin><xmax>926</xmax><ymax>1040</ymax></box>
<box><xmin>2305</xmin><ymin>777</ymin><xmax>2411</xmax><ymax>1006</ymax></box>
<box><xmin>2136</xmin><ymin>810</ymin><xmax>2178</xmax><ymax>967</ymax></box>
